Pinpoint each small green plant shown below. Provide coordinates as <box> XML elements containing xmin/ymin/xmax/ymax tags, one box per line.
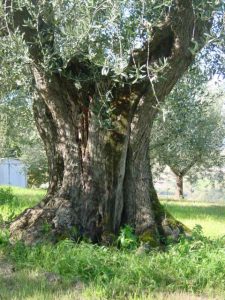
<box><xmin>0</xmin><ymin>213</ymin><xmax>4</xmax><ymax>226</ymax></box>
<box><xmin>41</xmin><ymin>221</ymin><xmax>52</xmax><ymax>234</ymax></box>
<box><xmin>0</xmin><ymin>187</ymin><xmax>15</xmax><ymax>205</ymax></box>
<box><xmin>117</xmin><ymin>225</ymin><xmax>138</xmax><ymax>250</ymax></box>
<box><xmin>192</xmin><ymin>224</ymin><xmax>203</xmax><ymax>237</ymax></box>
<box><xmin>6</xmin><ymin>207</ymin><xmax>16</xmax><ymax>223</ymax></box>
<box><xmin>0</xmin><ymin>227</ymin><xmax>10</xmax><ymax>245</ymax></box>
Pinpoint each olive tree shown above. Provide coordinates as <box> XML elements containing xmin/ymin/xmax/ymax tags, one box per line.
<box><xmin>0</xmin><ymin>0</ymin><xmax>221</xmax><ymax>244</ymax></box>
<box><xmin>151</xmin><ymin>69</ymin><xmax>225</xmax><ymax>198</ymax></box>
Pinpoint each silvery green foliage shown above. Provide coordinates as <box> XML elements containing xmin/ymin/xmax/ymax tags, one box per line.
<box><xmin>0</xmin><ymin>31</ymin><xmax>31</xmax><ymax>99</ymax></box>
<box><xmin>150</xmin><ymin>67</ymin><xmax>225</xmax><ymax>177</ymax></box>
<box><xmin>0</xmin><ymin>0</ymin><xmax>222</xmax><ymax>100</ymax></box>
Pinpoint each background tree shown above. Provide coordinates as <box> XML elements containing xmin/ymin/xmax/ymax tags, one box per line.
<box><xmin>0</xmin><ymin>92</ymin><xmax>48</xmax><ymax>186</ymax></box>
<box><xmin>0</xmin><ymin>0</ymin><xmax>222</xmax><ymax>244</ymax></box>
<box><xmin>0</xmin><ymin>110</ymin><xmax>7</xmax><ymax>157</ymax></box>
<box><xmin>151</xmin><ymin>68</ymin><xmax>225</xmax><ymax>198</ymax></box>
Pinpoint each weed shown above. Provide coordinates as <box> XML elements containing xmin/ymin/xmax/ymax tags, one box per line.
<box><xmin>0</xmin><ymin>187</ymin><xmax>15</xmax><ymax>205</ymax></box>
<box><xmin>0</xmin><ymin>228</ymin><xmax>9</xmax><ymax>245</ymax></box>
<box><xmin>41</xmin><ymin>221</ymin><xmax>52</xmax><ymax>234</ymax></box>
<box><xmin>117</xmin><ymin>225</ymin><xmax>138</xmax><ymax>250</ymax></box>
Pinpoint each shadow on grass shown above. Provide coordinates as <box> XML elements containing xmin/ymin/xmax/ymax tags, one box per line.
<box><xmin>0</xmin><ymin>271</ymin><xmax>85</xmax><ymax>300</ymax></box>
<box><xmin>0</xmin><ymin>265</ymin><xmax>180</xmax><ymax>300</ymax></box>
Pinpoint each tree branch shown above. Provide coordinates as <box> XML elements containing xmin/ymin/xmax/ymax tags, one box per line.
<box><xmin>2</xmin><ymin>0</ymin><xmax>55</xmax><ymax>61</ymax></box>
<box><xmin>170</xmin><ymin>159</ymin><xmax>197</xmax><ymax>177</ymax></box>
<box><xmin>129</xmin><ymin>0</ymin><xmax>195</xmax><ymax>67</ymax></box>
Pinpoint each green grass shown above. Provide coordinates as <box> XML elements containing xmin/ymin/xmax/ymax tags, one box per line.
<box><xmin>162</xmin><ymin>200</ymin><xmax>225</xmax><ymax>238</ymax></box>
<box><xmin>0</xmin><ymin>187</ymin><xmax>225</xmax><ymax>300</ymax></box>
<box><xmin>1</xmin><ymin>235</ymin><xmax>225</xmax><ymax>300</ymax></box>
<box><xmin>0</xmin><ymin>186</ymin><xmax>45</xmax><ymax>222</ymax></box>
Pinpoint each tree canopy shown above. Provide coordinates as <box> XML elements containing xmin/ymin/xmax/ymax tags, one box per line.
<box><xmin>0</xmin><ymin>0</ymin><xmax>222</xmax><ymax>99</ymax></box>
<box><xmin>151</xmin><ymin>67</ymin><xmax>225</xmax><ymax>197</ymax></box>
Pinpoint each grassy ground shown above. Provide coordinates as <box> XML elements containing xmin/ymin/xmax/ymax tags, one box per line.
<box><xmin>162</xmin><ymin>200</ymin><xmax>225</xmax><ymax>238</ymax></box>
<box><xmin>0</xmin><ymin>187</ymin><xmax>225</xmax><ymax>300</ymax></box>
<box><xmin>0</xmin><ymin>186</ymin><xmax>46</xmax><ymax>222</ymax></box>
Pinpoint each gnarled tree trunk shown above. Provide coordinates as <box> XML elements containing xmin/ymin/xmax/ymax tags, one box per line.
<box><xmin>8</xmin><ymin>0</ymin><xmax>210</xmax><ymax>245</ymax></box>
<box><xmin>9</xmin><ymin>75</ymin><xmax>189</xmax><ymax>245</ymax></box>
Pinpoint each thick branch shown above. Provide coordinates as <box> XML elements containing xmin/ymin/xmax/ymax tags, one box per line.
<box><xmin>170</xmin><ymin>160</ymin><xmax>196</xmax><ymax>177</ymax></box>
<box><xmin>130</xmin><ymin>0</ymin><xmax>195</xmax><ymax>66</ymax></box>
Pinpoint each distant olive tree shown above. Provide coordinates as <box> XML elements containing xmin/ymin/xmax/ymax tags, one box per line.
<box><xmin>151</xmin><ymin>68</ymin><xmax>225</xmax><ymax>198</ymax></box>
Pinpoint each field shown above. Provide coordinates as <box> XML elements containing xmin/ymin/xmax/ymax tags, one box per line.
<box><xmin>162</xmin><ymin>200</ymin><xmax>225</xmax><ymax>238</ymax></box>
<box><xmin>0</xmin><ymin>187</ymin><xmax>225</xmax><ymax>300</ymax></box>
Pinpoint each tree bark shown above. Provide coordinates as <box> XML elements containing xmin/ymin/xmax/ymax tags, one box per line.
<box><xmin>175</xmin><ymin>173</ymin><xmax>184</xmax><ymax>199</ymax></box>
<box><xmin>8</xmin><ymin>0</ymin><xmax>211</xmax><ymax>245</ymax></box>
<box><xmin>170</xmin><ymin>161</ymin><xmax>196</xmax><ymax>199</ymax></box>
